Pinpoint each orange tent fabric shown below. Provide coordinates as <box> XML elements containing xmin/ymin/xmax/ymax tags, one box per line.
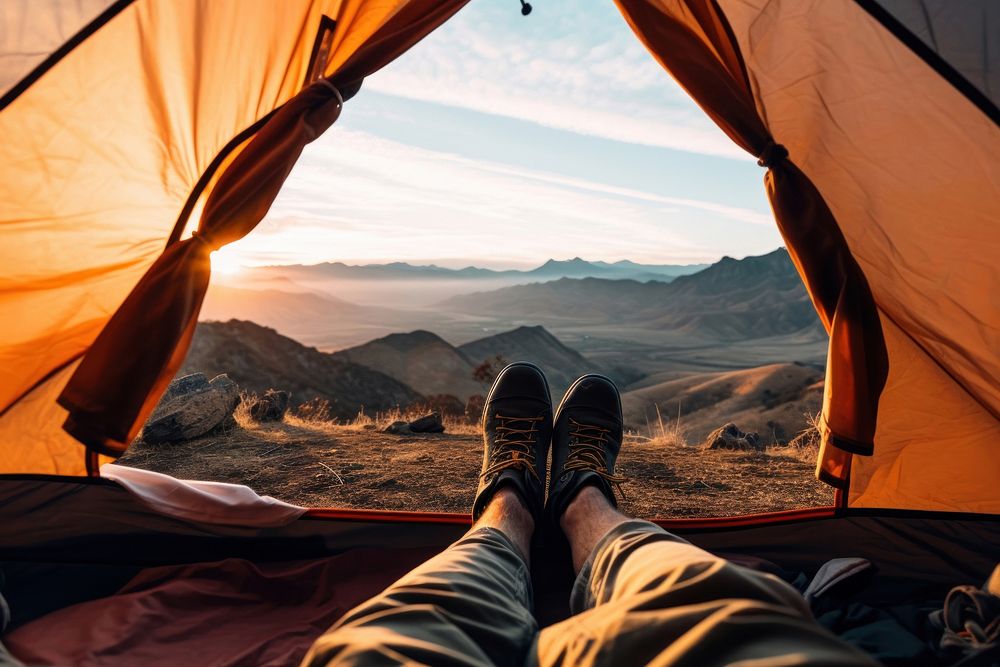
<box><xmin>614</xmin><ymin>0</ymin><xmax>888</xmax><ymax>485</ymax></box>
<box><xmin>615</xmin><ymin>0</ymin><xmax>1000</xmax><ymax>512</ymax></box>
<box><xmin>1</xmin><ymin>0</ymin><xmax>467</xmax><ymax>473</ymax></box>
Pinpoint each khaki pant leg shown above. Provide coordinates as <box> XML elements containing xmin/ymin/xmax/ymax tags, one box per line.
<box><xmin>535</xmin><ymin>520</ymin><xmax>878</xmax><ymax>667</ymax></box>
<box><xmin>304</xmin><ymin>527</ymin><xmax>537</xmax><ymax>667</ymax></box>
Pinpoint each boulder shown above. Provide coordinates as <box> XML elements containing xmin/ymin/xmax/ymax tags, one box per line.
<box><xmin>408</xmin><ymin>412</ymin><xmax>445</xmax><ymax>434</ymax></box>
<box><xmin>383</xmin><ymin>420</ymin><xmax>412</xmax><ymax>435</ymax></box>
<box><xmin>161</xmin><ymin>372</ymin><xmax>210</xmax><ymax>403</ymax></box>
<box><xmin>247</xmin><ymin>389</ymin><xmax>290</xmax><ymax>422</ymax></box>
<box><xmin>382</xmin><ymin>413</ymin><xmax>446</xmax><ymax>435</ymax></box>
<box><xmin>702</xmin><ymin>422</ymin><xmax>764</xmax><ymax>451</ymax></box>
<box><xmin>142</xmin><ymin>374</ymin><xmax>240</xmax><ymax>444</ymax></box>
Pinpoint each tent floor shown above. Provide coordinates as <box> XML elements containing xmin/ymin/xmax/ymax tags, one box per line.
<box><xmin>1</xmin><ymin>476</ymin><xmax>998</xmax><ymax>664</ymax></box>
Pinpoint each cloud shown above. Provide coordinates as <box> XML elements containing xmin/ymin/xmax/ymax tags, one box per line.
<box><xmin>362</xmin><ymin>0</ymin><xmax>744</xmax><ymax>159</ymax></box>
<box><xmin>221</xmin><ymin>129</ymin><xmax>779</xmax><ymax>268</ymax></box>
<box><xmin>467</xmin><ymin>161</ymin><xmax>772</xmax><ymax>226</ymax></box>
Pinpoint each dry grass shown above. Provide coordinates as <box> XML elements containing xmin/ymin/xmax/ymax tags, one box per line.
<box><xmin>232</xmin><ymin>393</ymin><xmax>259</xmax><ymax>428</ymax></box>
<box><xmin>636</xmin><ymin>403</ymin><xmax>688</xmax><ymax>447</ymax></box>
<box><xmin>348</xmin><ymin>407</ymin><xmax>479</xmax><ymax>436</ymax></box>
<box><xmin>238</xmin><ymin>394</ymin><xmax>483</xmax><ymax>437</ymax></box>
<box><xmin>769</xmin><ymin>411</ymin><xmax>822</xmax><ymax>463</ymax></box>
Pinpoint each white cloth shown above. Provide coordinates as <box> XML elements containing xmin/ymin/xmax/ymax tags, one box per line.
<box><xmin>100</xmin><ymin>464</ymin><xmax>306</xmax><ymax>527</ymax></box>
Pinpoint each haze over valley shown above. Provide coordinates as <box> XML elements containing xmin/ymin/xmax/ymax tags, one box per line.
<box><xmin>194</xmin><ymin>248</ymin><xmax>828</xmax><ymax>444</ymax></box>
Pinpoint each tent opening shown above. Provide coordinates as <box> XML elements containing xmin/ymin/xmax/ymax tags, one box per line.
<box><xmin>111</xmin><ymin>1</ymin><xmax>835</xmax><ymax>519</ymax></box>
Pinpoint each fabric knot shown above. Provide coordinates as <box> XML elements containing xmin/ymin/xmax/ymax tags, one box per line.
<box><xmin>190</xmin><ymin>230</ymin><xmax>217</xmax><ymax>250</ymax></box>
<box><xmin>316</xmin><ymin>78</ymin><xmax>344</xmax><ymax>106</ymax></box>
<box><xmin>757</xmin><ymin>142</ymin><xmax>788</xmax><ymax>168</ymax></box>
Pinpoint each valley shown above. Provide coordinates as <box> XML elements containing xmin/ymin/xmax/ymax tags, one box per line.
<box><xmin>187</xmin><ymin>248</ymin><xmax>829</xmax><ymax>444</ymax></box>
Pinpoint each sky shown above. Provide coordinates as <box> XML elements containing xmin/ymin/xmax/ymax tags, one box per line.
<box><xmin>214</xmin><ymin>0</ymin><xmax>781</xmax><ymax>272</ymax></box>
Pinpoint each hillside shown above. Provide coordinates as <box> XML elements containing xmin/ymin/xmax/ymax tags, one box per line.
<box><xmin>636</xmin><ymin>251</ymin><xmax>816</xmax><ymax>338</ymax></box>
<box><xmin>199</xmin><ymin>284</ymin><xmax>420</xmax><ymax>350</ymax></box>
<box><xmin>331</xmin><ymin>330</ymin><xmax>483</xmax><ymax>400</ymax></box>
<box><xmin>621</xmin><ymin>363</ymin><xmax>823</xmax><ymax>444</ymax></box>
<box><xmin>180</xmin><ymin>320</ymin><xmax>422</xmax><ymax>418</ymax></box>
<box><xmin>329</xmin><ymin>325</ymin><xmax>600</xmax><ymax>402</ymax></box>
<box><xmin>459</xmin><ymin>325</ymin><xmax>599</xmax><ymax>396</ymax></box>
<box><xmin>441</xmin><ymin>249</ymin><xmax>820</xmax><ymax>341</ymax></box>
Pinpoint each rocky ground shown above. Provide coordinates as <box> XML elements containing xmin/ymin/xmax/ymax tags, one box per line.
<box><xmin>118</xmin><ymin>416</ymin><xmax>832</xmax><ymax>517</ymax></box>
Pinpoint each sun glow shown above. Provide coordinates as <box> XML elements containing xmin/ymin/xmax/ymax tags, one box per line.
<box><xmin>210</xmin><ymin>248</ymin><xmax>244</xmax><ymax>276</ymax></box>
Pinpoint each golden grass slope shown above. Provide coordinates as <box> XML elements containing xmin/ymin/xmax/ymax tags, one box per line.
<box><xmin>622</xmin><ymin>363</ymin><xmax>823</xmax><ymax>445</ymax></box>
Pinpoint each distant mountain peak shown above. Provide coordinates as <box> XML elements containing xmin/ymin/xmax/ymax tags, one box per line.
<box><xmin>539</xmin><ymin>257</ymin><xmax>590</xmax><ymax>267</ymax></box>
<box><xmin>488</xmin><ymin>324</ymin><xmax>557</xmax><ymax>343</ymax></box>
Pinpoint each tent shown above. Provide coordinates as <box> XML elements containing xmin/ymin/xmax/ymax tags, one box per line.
<box><xmin>1</xmin><ymin>0</ymin><xmax>998</xmax><ymax>663</ymax></box>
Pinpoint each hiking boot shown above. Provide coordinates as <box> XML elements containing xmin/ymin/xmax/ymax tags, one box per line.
<box><xmin>546</xmin><ymin>374</ymin><xmax>626</xmax><ymax>523</ymax></box>
<box><xmin>473</xmin><ymin>362</ymin><xmax>553</xmax><ymax>522</ymax></box>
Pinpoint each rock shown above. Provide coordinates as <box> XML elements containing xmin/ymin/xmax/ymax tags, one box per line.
<box><xmin>383</xmin><ymin>413</ymin><xmax>446</xmax><ymax>435</ymax></box>
<box><xmin>702</xmin><ymin>422</ymin><xmax>764</xmax><ymax>451</ymax></box>
<box><xmin>247</xmin><ymin>389</ymin><xmax>290</xmax><ymax>422</ymax></box>
<box><xmin>142</xmin><ymin>374</ymin><xmax>240</xmax><ymax>444</ymax></box>
<box><xmin>384</xmin><ymin>420</ymin><xmax>412</xmax><ymax>435</ymax></box>
<box><xmin>160</xmin><ymin>372</ymin><xmax>210</xmax><ymax>403</ymax></box>
<box><xmin>408</xmin><ymin>412</ymin><xmax>445</xmax><ymax>434</ymax></box>
<box><xmin>209</xmin><ymin>374</ymin><xmax>239</xmax><ymax>406</ymax></box>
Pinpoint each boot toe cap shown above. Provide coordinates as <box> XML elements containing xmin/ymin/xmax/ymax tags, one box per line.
<box><xmin>487</xmin><ymin>362</ymin><xmax>551</xmax><ymax>404</ymax></box>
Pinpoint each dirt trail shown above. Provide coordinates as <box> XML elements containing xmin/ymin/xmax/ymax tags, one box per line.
<box><xmin>118</xmin><ymin>420</ymin><xmax>832</xmax><ymax>517</ymax></box>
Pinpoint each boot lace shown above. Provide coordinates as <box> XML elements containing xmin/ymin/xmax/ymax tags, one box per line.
<box><xmin>564</xmin><ymin>418</ymin><xmax>627</xmax><ymax>499</ymax></box>
<box><xmin>482</xmin><ymin>414</ymin><xmax>543</xmax><ymax>482</ymax></box>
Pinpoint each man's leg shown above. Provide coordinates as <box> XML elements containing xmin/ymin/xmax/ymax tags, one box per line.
<box><xmin>303</xmin><ymin>489</ymin><xmax>537</xmax><ymax>667</ymax></box>
<box><xmin>535</xmin><ymin>486</ymin><xmax>878</xmax><ymax>666</ymax></box>
<box><xmin>305</xmin><ymin>363</ymin><xmax>554</xmax><ymax>666</ymax></box>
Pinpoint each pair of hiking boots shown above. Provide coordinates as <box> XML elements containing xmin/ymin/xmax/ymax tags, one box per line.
<box><xmin>473</xmin><ymin>362</ymin><xmax>626</xmax><ymax>526</ymax></box>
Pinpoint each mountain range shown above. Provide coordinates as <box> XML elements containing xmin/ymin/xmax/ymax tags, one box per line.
<box><xmin>441</xmin><ymin>248</ymin><xmax>820</xmax><ymax>341</ymax></box>
<box><xmin>182</xmin><ymin>320</ymin><xmax>605</xmax><ymax>414</ymax></box>
<box><xmin>178</xmin><ymin>319</ymin><xmax>823</xmax><ymax>443</ymax></box>
<box><xmin>246</xmin><ymin>257</ymin><xmax>709</xmax><ymax>284</ymax></box>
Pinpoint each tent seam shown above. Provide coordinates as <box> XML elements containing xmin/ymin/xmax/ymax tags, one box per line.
<box><xmin>0</xmin><ymin>0</ymin><xmax>139</xmax><ymax>113</ymax></box>
<box><xmin>852</xmin><ymin>0</ymin><xmax>1000</xmax><ymax>127</ymax></box>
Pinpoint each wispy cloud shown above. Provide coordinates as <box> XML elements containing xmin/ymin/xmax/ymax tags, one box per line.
<box><xmin>217</xmin><ymin>4</ymin><xmax>777</xmax><ymax>271</ymax></box>
<box><xmin>220</xmin><ymin>129</ymin><xmax>779</xmax><ymax>269</ymax></box>
<box><xmin>363</xmin><ymin>0</ymin><xmax>744</xmax><ymax>159</ymax></box>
